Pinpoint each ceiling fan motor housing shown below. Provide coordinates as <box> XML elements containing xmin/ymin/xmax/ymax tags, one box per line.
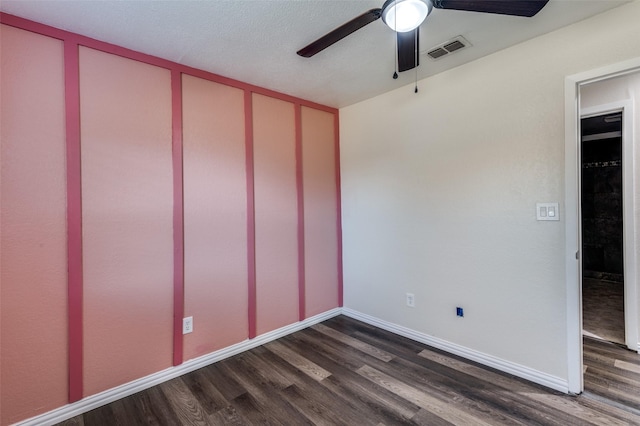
<box><xmin>381</xmin><ymin>0</ymin><xmax>434</xmax><ymax>32</ymax></box>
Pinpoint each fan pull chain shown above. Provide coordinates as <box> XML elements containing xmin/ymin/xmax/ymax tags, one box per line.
<box><xmin>393</xmin><ymin>37</ymin><xmax>398</xmax><ymax>79</ymax></box>
<box><xmin>414</xmin><ymin>29</ymin><xmax>418</xmax><ymax>93</ymax></box>
<box><xmin>393</xmin><ymin>0</ymin><xmax>398</xmax><ymax>79</ymax></box>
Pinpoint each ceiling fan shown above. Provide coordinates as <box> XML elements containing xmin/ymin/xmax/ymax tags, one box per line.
<box><xmin>297</xmin><ymin>0</ymin><xmax>549</xmax><ymax>73</ymax></box>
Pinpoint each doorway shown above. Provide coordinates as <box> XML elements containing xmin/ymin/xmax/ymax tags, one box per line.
<box><xmin>565</xmin><ymin>61</ymin><xmax>640</xmax><ymax>395</ymax></box>
<box><xmin>580</xmin><ymin>112</ymin><xmax>625</xmax><ymax>346</ymax></box>
<box><xmin>579</xmin><ymin>97</ymin><xmax>637</xmax><ymax>356</ymax></box>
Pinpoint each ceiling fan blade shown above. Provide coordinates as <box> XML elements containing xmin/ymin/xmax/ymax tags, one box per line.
<box><xmin>397</xmin><ymin>28</ymin><xmax>419</xmax><ymax>72</ymax></box>
<box><xmin>297</xmin><ymin>9</ymin><xmax>382</xmax><ymax>58</ymax></box>
<box><xmin>433</xmin><ymin>0</ymin><xmax>549</xmax><ymax>17</ymax></box>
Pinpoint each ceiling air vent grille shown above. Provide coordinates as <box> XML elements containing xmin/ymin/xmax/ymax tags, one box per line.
<box><xmin>428</xmin><ymin>47</ymin><xmax>448</xmax><ymax>59</ymax></box>
<box><xmin>424</xmin><ymin>36</ymin><xmax>471</xmax><ymax>60</ymax></box>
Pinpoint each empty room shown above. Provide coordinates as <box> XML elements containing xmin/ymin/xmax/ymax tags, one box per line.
<box><xmin>1</xmin><ymin>1</ymin><xmax>640</xmax><ymax>425</ymax></box>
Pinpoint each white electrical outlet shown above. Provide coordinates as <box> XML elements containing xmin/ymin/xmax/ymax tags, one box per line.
<box><xmin>183</xmin><ymin>316</ymin><xmax>193</xmax><ymax>334</ymax></box>
<box><xmin>406</xmin><ymin>293</ymin><xmax>415</xmax><ymax>308</ymax></box>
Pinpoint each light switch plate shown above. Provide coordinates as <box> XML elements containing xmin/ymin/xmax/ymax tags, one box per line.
<box><xmin>536</xmin><ymin>203</ymin><xmax>559</xmax><ymax>221</ymax></box>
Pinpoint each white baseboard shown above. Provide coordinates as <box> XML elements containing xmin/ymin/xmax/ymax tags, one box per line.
<box><xmin>15</xmin><ymin>308</ymin><xmax>341</xmax><ymax>426</ymax></box>
<box><xmin>342</xmin><ymin>308</ymin><xmax>569</xmax><ymax>394</ymax></box>
<box><xmin>15</xmin><ymin>306</ymin><xmax>570</xmax><ymax>425</ymax></box>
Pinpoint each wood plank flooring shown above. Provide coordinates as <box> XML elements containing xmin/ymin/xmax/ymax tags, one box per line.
<box><xmin>58</xmin><ymin>316</ymin><xmax>640</xmax><ymax>425</ymax></box>
<box><xmin>582</xmin><ymin>277</ymin><xmax>625</xmax><ymax>345</ymax></box>
<box><xmin>583</xmin><ymin>336</ymin><xmax>640</xmax><ymax>414</ymax></box>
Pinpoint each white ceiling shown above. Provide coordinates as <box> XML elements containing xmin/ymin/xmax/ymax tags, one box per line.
<box><xmin>0</xmin><ymin>0</ymin><xmax>628</xmax><ymax>108</ymax></box>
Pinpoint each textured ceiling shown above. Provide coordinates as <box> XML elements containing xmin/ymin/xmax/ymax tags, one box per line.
<box><xmin>0</xmin><ymin>0</ymin><xmax>628</xmax><ymax>108</ymax></box>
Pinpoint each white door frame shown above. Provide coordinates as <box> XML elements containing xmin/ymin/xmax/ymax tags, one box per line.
<box><xmin>565</xmin><ymin>57</ymin><xmax>640</xmax><ymax>394</ymax></box>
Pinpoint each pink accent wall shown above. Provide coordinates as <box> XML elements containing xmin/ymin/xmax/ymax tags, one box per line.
<box><xmin>182</xmin><ymin>74</ymin><xmax>249</xmax><ymax>359</ymax></box>
<box><xmin>301</xmin><ymin>107</ymin><xmax>340</xmax><ymax>316</ymax></box>
<box><xmin>252</xmin><ymin>94</ymin><xmax>300</xmax><ymax>335</ymax></box>
<box><xmin>0</xmin><ymin>25</ymin><xmax>68</xmax><ymax>424</ymax></box>
<box><xmin>0</xmin><ymin>13</ymin><xmax>341</xmax><ymax>425</ymax></box>
<box><xmin>79</xmin><ymin>47</ymin><xmax>174</xmax><ymax>396</ymax></box>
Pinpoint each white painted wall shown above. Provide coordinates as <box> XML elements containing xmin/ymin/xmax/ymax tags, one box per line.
<box><xmin>340</xmin><ymin>1</ymin><xmax>640</xmax><ymax>383</ymax></box>
<box><xmin>581</xmin><ymin>72</ymin><xmax>640</xmax><ymax>349</ymax></box>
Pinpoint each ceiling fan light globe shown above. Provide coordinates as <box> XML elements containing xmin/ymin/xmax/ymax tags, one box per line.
<box><xmin>382</xmin><ymin>0</ymin><xmax>432</xmax><ymax>32</ymax></box>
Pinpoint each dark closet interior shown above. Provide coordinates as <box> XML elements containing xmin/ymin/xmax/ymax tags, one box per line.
<box><xmin>581</xmin><ymin>113</ymin><xmax>623</xmax><ymax>281</ymax></box>
<box><xmin>581</xmin><ymin>112</ymin><xmax>625</xmax><ymax>345</ymax></box>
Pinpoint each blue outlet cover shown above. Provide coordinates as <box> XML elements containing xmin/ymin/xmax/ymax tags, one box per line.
<box><xmin>456</xmin><ymin>307</ymin><xmax>464</xmax><ymax>317</ymax></box>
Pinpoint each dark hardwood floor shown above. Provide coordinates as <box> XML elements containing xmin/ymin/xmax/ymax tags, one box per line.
<box><xmin>582</xmin><ymin>277</ymin><xmax>625</xmax><ymax>345</ymax></box>
<box><xmin>583</xmin><ymin>336</ymin><xmax>640</xmax><ymax>414</ymax></box>
<box><xmin>58</xmin><ymin>315</ymin><xmax>640</xmax><ymax>425</ymax></box>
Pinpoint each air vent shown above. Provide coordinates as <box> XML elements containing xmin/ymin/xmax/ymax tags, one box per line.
<box><xmin>428</xmin><ymin>47</ymin><xmax>448</xmax><ymax>59</ymax></box>
<box><xmin>443</xmin><ymin>40</ymin><xmax>465</xmax><ymax>52</ymax></box>
<box><xmin>424</xmin><ymin>36</ymin><xmax>471</xmax><ymax>61</ymax></box>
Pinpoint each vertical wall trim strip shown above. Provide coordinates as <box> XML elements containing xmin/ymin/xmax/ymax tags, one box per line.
<box><xmin>295</xmin><ymin>104</ymin><xmax>306</xmax><ymax>321</ymax></box>
<box><xmin>245</xmin><ymin>91</ymin><xmax>257</xmax><ymax>339</ymax></box>
<box><xmin>334</xmin><ymin>113</ymin><xmax>344</xmax><ymax>307</ymax></box>
<box><xmin>171</xmin><ymin>70</ymin><xmax>185</xmax><ymax>366</ymax></box>
<box><xmin>64</xmin><ymin>39</ymin><xmax>84</xmax><ymax>402</ymax></box>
